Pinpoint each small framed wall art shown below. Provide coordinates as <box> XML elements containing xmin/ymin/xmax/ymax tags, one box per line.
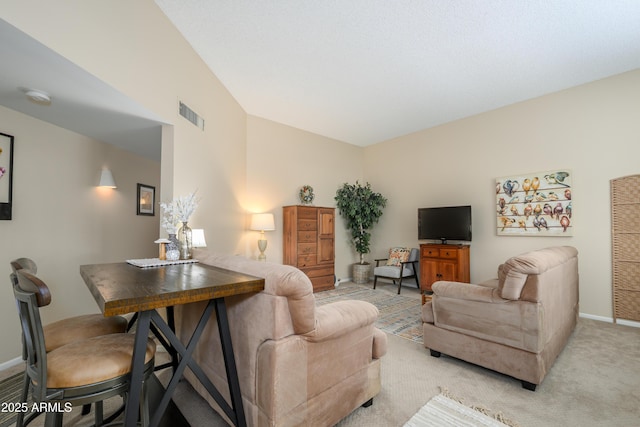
<box><xmin>137</xmin><ymin>183</ymin><xmax>155</xmax><ymax>216</ymax></box>
<box><xmin>0</xmin><ymin>132</ymin><xmax>14</xmax><ymax>220</ymax></box>
<box><xmin>496</xmin><ymin>169</ymin><xmax>573</xmax><ymax>236</ymax></box>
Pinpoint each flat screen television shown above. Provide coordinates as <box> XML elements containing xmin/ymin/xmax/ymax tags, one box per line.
<box><xmin>418</xmin><ymin>205</ymin><xmax>472</xmax><ymax>244</ymax></box>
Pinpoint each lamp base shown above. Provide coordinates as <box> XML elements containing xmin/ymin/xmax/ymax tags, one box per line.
<box><xmin>257</xmin><ymin>239</ymin><xmax>268</xmax><ymax>261</ymax></box>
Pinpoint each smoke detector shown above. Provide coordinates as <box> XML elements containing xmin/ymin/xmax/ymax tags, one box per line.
<box><xmin>24</xmin><ymin>89</ymin><xmax>51</xmax><ymax>105</ymax></box>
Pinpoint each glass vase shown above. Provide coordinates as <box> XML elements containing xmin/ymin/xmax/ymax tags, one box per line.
<box><xmin>178</xmin><ymin>221</ymin><xmax>193</xmax><ymax>260</ymax></box>
<box><xmin>166</xmin><ymin>234</ymin><xmax>180</xmax><ymax>261</ymax></box>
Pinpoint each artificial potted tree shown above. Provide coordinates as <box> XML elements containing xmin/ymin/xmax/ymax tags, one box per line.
<box><xmin>335</xmin><ymin>181</ymin><xmax>387</xmax><ymax>284</ymax></box>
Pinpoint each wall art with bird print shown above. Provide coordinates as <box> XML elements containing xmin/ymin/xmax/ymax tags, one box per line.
<box><xmin>496</xmin><ymin>169</ymin><xmax>573</xmax><ymax>236</ymax></box>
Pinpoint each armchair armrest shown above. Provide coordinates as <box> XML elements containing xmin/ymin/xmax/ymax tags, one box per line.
<box><xmin>304</xmin><ymin>300</ymin><xmax>379</xmax><ymax>343</ymax></box>
<box><xmin>432</xmin><ymin>281</ymin><xmax>506</xmax><ymax>303</ymax></box>
<box><xmin>374</xmin><ymin>258</ymin><xmax>388</xmax><ymax>267</ymax></box>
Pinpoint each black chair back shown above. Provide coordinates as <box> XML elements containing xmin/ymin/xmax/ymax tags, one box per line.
<box><xmin>12</xmin><ymin>270</ymin><xmax>49</xmax><ymax>403</ymax></box>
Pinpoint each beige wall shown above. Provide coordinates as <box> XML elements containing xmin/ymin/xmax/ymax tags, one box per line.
<box><xmin>245</xmin><ymin>116</ymin><xmax>363</xmax><ymax>279</ymax></box>
<box><xmin>2</xmin><ymin>0</ymin><xmax>249</xmax><ymax>255</ymax></box>
<box><xmin>364</xmin><ymin>69</ymin><xmax>640</xmax><ymax>319</ymax></box>
<box><xmin>0</xmin><ymin>106</ymin><xmax>160</xmax><ymax>363</ymax></box>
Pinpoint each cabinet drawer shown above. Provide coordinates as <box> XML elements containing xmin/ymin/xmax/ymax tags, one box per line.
<box><xmin>297</xmin><ymin>254</ymin><xmax>317</xmax><ymax>267</ymax></box>
<box><xmin>421</xmin><ymin>247</ymin><xmax>440</xmax><ymax>258</ymax></box>
<box><xmin>297</xmin><ymin>243</ymin><xmax>316</xmax><ymax>255</ymax></box>
<box><xmin>310</xmin><ymin>275</ymin><xmax>335</xmax><ymax>292</ymax></box>
<box><xmin>297</xmin><ymin>230</ymin><xmax>317</xmax><ymax>243</ymax></box>
<box><xmin>297</xmin><ymin>219</ymin><xmax>317</xmax><ymax>231</ymax></box>
<box><xmin>421</xmin><ymin>247</ymin><xmax>458</xmax><ymax>259</ymax></box>
<box><xmin>439</xmin><ymin>249</ymin><xmax>458</xmax><ymax>259</ymax></box>
<box><xmin>304</xmin><ymin>266</ymin><xmax>334</xmax><ymax>278</ymax></box>
<box><xmin>297</xmin><ymin>207</ymin><xmax>318</xmax><ymax>219</ymax></box>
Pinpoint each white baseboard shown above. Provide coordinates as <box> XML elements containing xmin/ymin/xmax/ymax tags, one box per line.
<box><xmin>579</xmin><ymin>312</ymin><xmax>613</xmax><ymax>323</ymax></box>
<box><xmin>0</xmin><ymin>356</ymin><xmax>23</xmax><ymax>372</ymax></box>
<box><xmin>615</xmin><ymin>318</ymin><xmax>640</xmax><ymax>328</ymax></box>
<box><xmin>579</xmin><ymin>312</ymin><xmax>640</xmax><ymax>328</ymax></box>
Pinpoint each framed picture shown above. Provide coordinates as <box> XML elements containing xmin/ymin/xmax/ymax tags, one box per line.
<box><xmin>0</xmin><ymin>132</ymin><xmax>14</xmax><ymax>220</ymax></box>
<box><xmin>137</xmin><ymin>183</ymin><xmax>155</xmax><ymax>216</ymax></box>
<box><xmin>496</xmin><ymin>169</ymin><xmax>573</xmax><ymax>236</ymax></box>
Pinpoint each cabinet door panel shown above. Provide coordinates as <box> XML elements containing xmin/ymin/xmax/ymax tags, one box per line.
<box><xmin>319</xmin><ymin>209</ymin><xmax>334</xmax><ymax>236</ymax></box>
<box><xmin>318</xmin><ymin>238</ymin><xmax>334</xmax><ymax>264</ymax></box>
<box><xmin>420</xmin><ymin>260</ymin><xmax>440</xmax><ymax>292</ymax></box>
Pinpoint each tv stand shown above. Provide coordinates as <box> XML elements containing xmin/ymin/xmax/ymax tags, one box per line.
<box><xmin>439</xmin><ymin>238</ymin><xmax>447</xmax><ymax>245</ymax></box>
<box><xmin>419</xmin><ymin>243</ymin><xmax>470</xmax><ymax>303</ymax></box>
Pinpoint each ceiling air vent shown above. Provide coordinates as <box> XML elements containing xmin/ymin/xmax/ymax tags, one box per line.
<box><xmin>179</xmin><ymin>101</ymin><xmax>205</xmax><ymax>130</ymax></box>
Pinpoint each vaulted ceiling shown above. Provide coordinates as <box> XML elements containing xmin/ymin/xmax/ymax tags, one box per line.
<box><xmin>1</xmin><ymin>2</ymin><xmax>640</xmax><ymax>162</ymax></box>
<box><xmin>155</xmin><ymin>0</ymin><xmax>640</xmax><ymax>145</ymax></box>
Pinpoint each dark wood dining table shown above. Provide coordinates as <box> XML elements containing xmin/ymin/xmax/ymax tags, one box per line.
<box><xmin>80</xmin><ymin>261</ymin><xmax>265</xmax><ymax>427</ymax></box>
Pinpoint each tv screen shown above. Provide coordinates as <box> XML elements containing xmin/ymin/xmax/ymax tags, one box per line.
<box><xmin>418</xmin><ymin>205</ymin><xmax>472</xmax><ymax>243</ymax></box>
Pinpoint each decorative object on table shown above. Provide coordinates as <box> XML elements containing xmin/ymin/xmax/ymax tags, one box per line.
<box><xmin>166</xmin><ymin>235</ymin><xmax>180</xmax><ymax>261</ymax></box>
<box><xmin>250</xmin><ymin>213</ymin><xmax>276</xmax><ymax>261</ymax></box>
<box><xmin>98</xmin><ymin>168</ymin><xmax>117</xmax><ymax>188</ymax></box>
<box><xmin>154</xmin><ymin>238</ymin><xmax>171</xmax><ymax>260</ymax></box>
<box><xmin>178</xmin><ymin>221</ymin><xmax>193</xmax><ymax>259</ymax></box>
<box><xmin>126</xmin><ymin>258</ymin><xmax>198</xmax><ymax>268</ymax></box>
<box><xmin>496</xmin><ymin>169</ymin><xmax>573</xmax><ymax>236</ymax></box>
<box><xmin>160</xmin><ymin>191</ymin><xmax>199</xmax><ymax>260</ymax></box>
<box><xmin>0</xmin><ymin>132</ymin><xmax>15</xmax><ymax>220</ymax></box>
<box><xmin>191</xmin><ymin>229</ymin><xmax>207</xmax><ymax>249</ymax></box>
<box><xmin>136</xmin><ymin>183</ymin><xmax>155</xmax><ymax>215</ymax></box>
<box><xmin>335</xmin><ymin>181</ymin><xmax>387</xmax><ymax>284</ymax></box>
<box><xmin>299</xmin><ymin>185</ymin><xmax>315</xmax><ymax>205</ymax></box>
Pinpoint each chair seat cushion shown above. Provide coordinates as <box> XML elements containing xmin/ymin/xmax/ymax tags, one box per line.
<box><xmin>43</xmin><ymin>314</ymin><xmax>128</xmax><ymax>352</ymax></box>
<box><xmin>374</xmin><ymin>265</ymin><xmax>410</xmax><ymax>278</ymax></box>
<box><xmin>46</xmin><ymin>334</ymin><xmax>156</xmax><ymax>388</ymax></box>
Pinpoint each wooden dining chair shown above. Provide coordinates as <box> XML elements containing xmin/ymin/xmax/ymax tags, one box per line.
<box><xmin>10</xmin><ymin>258</ymin><xmax>129</xmax><ymax>426</ymax></box>
<box><xmin>12</xmin><ymin>269</ymin><xmax>156</xmax><ymax>427</ymax></box>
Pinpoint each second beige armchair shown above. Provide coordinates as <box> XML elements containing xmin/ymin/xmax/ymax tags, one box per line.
<box><xmin>422</xmin><ymin>246</ymin><xmax>579</xmax><ymax>391</ymax></box>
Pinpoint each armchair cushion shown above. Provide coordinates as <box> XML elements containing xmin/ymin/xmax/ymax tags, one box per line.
<box><xmin>432</xmin><ymin>281</ymin><xmax>505</xmax><ymax>303</ymax></box>
<box><xmin>386</xmin><ymin>247</ymin><xmax>411</xmax><ymax>266</ymax></box>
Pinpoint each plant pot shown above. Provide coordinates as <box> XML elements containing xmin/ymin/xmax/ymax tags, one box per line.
<box><xmin>352</xmin><ymin>263</ymin><xmax>371</xmax><ymax>284</ymax></box>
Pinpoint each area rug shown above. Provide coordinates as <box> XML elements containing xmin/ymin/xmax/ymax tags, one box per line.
<box><xmin>0</xmin><ymin>371</ymin><xmax>29</xmax><ymax>427</ymax></box>
<box><xmin>404</xmin><ymin>388</ymin><xmax>519</xmax><ymax>427</ymax></box>
<box><xmin>315</xmin><ymin>284</ymin><xmax>423</xmax><ymax>342</ymax></box>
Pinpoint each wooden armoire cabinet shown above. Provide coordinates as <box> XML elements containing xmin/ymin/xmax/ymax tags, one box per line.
<box><xmin>419</xmin><ymin>243</ymin><xmax>470</xmax><ymax>294</ymax></box>
<box><xmin>283</xmin><ymin>205</ymin><xmax>335</xmax><ymax>292</ymax></box>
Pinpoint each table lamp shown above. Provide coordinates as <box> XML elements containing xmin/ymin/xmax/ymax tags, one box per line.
<box><xmin>250</xmin><ymin>213</ymin><xmax>275</xmax><ymax>261</ymax></box>
<box><xmin>191</xmin><ymin>229</ymin><xmax>207</xmax><ymax>249</ymax></box>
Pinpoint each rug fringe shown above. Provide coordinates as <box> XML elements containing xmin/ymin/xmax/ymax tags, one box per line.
<box><xmin>438</xmin><ymin>386</ymin><xmax>520</xmax><ymax>427</ymax></box>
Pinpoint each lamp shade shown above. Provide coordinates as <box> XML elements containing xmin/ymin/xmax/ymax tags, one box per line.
<box><xmin>250</xmin><ymin>213</ymin><xmax>275</xmax><ymax>231</ymax></box>
<box><xmin>191</xmin><ymin>229</ymin><xmax>207</xmax><ymax>248</ymax></box>
<box><xmin>99</xmin><ymin>168</ymin><xmax>116</xmax><ymax>188</ymax></box>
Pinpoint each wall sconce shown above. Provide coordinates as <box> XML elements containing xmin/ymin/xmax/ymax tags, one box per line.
<box><xmin>98</xmin><ymin>168</ymin><xmax>117</xmax><ymax>188</ymax></box>
<box><xmin>249</xmin><ymin>213</ymin><xmax>275</xmax><ymax>261</ymax></box>
<box><xmin>192</xmin><ymin>229</ymin><xmax>207</xmax><ymax>249</ymax></box>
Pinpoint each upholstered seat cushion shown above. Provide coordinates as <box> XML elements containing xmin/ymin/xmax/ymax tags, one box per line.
<box><xmin>373</xmin><ymin>265</ymin><xmax>411</xmax><ymax>278</ymax></box>
<box><xmin>46</xmin><ymin>334</ymin><xmax>156</xmax><ymax>388</ymax></box>
<box><xmin>43</xmin><ymin>314</ymin><xmax>128</xmax><ymax>352</ymax></box>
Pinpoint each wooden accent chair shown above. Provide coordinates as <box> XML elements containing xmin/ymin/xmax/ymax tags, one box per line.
<box><xmin>10</xmin><ymin>258</ymin><xmax>128</xmax><ymax>426</ymax></box>
<box><xmin>12</xmin><ymin>269</ymin><xmax>156</xmax><ymax>427</ymax></box>
<box><xmin>373</xmin><ymin>247</ymin><xmax>420</xmax><ymax>294</ymax></box>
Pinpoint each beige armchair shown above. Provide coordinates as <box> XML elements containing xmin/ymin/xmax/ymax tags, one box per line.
<box><xmin>175</xmin><ymin>249</ymin><xmax>387</xmax><ymax>426</ymax></box>
<box><xmin>422</xmin><ymin>246</ymin><xmax>579</xmax><ymax>391</ymax></box>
